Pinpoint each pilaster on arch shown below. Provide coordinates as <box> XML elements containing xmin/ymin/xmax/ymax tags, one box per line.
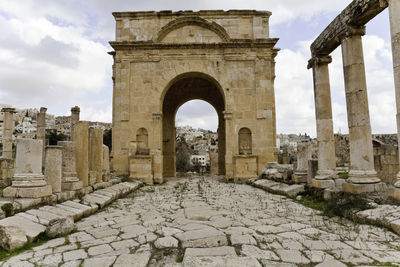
<box><xmin>155</xmin><ymin>16</ymin><xmax>231</xmax><ymax>43</ymax></box>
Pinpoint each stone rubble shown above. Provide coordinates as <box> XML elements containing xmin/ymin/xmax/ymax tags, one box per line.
<box><xmin>1</xmin><ymin>176</ymin><xmax>400</xmax><ymax>266</ymax></box>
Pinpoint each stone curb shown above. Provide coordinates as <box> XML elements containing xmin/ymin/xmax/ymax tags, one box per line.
<box><xmin>0</xmin><ymin>177</ymin><xmax>123</xmax><ymax>219</ymax></box>
<box><xmin>0</xmin><ymin>180</ymin><xmax>142</xmax><ymax>251</ymax></box>
<box><xmin>249</xmin><ymin>178</ymin><xmax>400</xmax><ymax>237</ymax></box>
<box><xmin>248</xmin><ymin>178</ymin><xmax>305</xmax><ymax>197</ymax></box>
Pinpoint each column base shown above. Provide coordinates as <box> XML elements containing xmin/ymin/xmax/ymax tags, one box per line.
<box><xmin>347</xmin><ymin>170</ymin><xmax>381</xmax><ymax>184</ymax></box>
<box><xmin>102</xmin><ymin>171</ymin><xmax>110</xmax><ymax>182</ymax></box>
<box><xmin>311</xmin><ymin>179</ymin><xmax>335</xmax><ymax>189</ymax></box>
<box><xmin>314</xmin><ymin>170</ymin><xmax>337</xmax><ymax>180</ymax></box>
<box><xmin>394</xmin><ymin>173</ymin><xmax>400</xmax><ymax>188</ymax></box>
<box><xmin>3</xmin><ymin>184</ymin><xmax>52</xmax><ymax>198</ymax></box>
<box><xmin>11</xmin><ymin>173</ymin><xmax>47</xmax><ymax>187</ymax></box>
<box><xmin>62</xmin><ymin>180</ymin><xmax>83</xmax><ymax>191</ymax></box>
<box><xmin>342</xmin><ymin>182</ymin><xmax>387</xmax><ymax>194</ymax></box>
<box><xmin>292</xmin><ymin>171</ymin><xmax>307</xmax><ymax>183</ymax></box>
<box><xmin>388</xmin><ymin>187</ymin><xmax>400</xmax><ymax>201</ymax></box>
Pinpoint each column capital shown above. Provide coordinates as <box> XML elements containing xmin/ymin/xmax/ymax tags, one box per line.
<box><xmin>338</xmin><ymin>26</ymin><xmax>366</xmax><ymax>41</ymax></box>
<box><xmin>71</xmin><ymin>106</ymin><xmax>80</xmax><ymax>113</ymax></box>
<box><xmin>1</xmin><ymin>107</ymin><xmax>16</xmax><ymax>113</ymax></box>
<box><xmin>307</xmin><ymin>55</ymin><xmax>332</xmax><ymax>69</ymax></box>
<box><xmin>40</xmin><ymin>107</ymin><xmax>47</xmax><ymax>113</ymax></box>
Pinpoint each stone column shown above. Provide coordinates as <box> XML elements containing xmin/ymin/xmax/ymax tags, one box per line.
<box><xmin>70</xmin><ymin>106</ymin><xmax>80</xmax><ymax>128</ymax></box>
<box><xmin>89</xmin><ymin>127</ymin><xmax>103</xmax><ymax>184</ymax></box>
<box><xmin>1</xmin><ymin>108</ymin><xmax>15</xmax><ymax>159</ymax></box>
<box><xmin>102</xmin><ymin>144</ymin><xmax>110</xmax><ymax>182</ymax></box>
<box><xmin>72</xmin><ymin>121</ymin><xmax>89</xmax><ymax>187</ymax></box>
<box><xmin>308</xmin><ymin>55</ymin><xmax>336</xmax><ymax>189</ymax></box>
<box><xmin>37</xmin><ymin>107</ymin><xmax>47</xmax><ymax>166</ymax></box>
<box><xmin>58</xmin><ymin>141</ymin><xmax>83</xmax><ymax>191</ymax></box>
<box><xmin>293</xmin><ymin>141</ymin><xmax>312</xmax><ymax>183</ymax></box>
<box><xmin>340</xmin><ymin>26</ymin><xmax>382</xmax><ymax>193</ymax></box>
<box><xmin>3</xmin><ymin>139</ymin><xmax>52</xmax><ymax>198</ymax></box>
<box><xmin>44</xmin><ymin>146</ymin><xmax>62</xmax><ymax>193</ymax></box>
<box><xmin>387</xmin><ymin>0</ymin><xmax>400</xmax><ymax>187</ymax></box>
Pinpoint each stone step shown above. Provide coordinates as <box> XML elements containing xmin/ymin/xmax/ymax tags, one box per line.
<box><xmin>39</xmin><ymin>206</ymin><xmax>77</xmax><ymax>218</ymax></box>
<box><xmin>82</xmin><ymin>194</ymin><xmax>112</xmax><ymax>209</ymax></box>
<box><xmin>55</xmin><ymin>204</ymin><xmax>85</xmax><ymax>220</ymax></box>
<box><xmin>15</xmin><ymin>212</ymin><xmax>43</xmax><ymax>224</ymax></box>
<box><xmin>26</xmin><ymin>209</ymin><xmax>63</xmax><ymax>226</ymax></box>
<box><xmin>62</xmin><ymin>201</ymin><xmax>96</xmax><ymax>216</ymax></box>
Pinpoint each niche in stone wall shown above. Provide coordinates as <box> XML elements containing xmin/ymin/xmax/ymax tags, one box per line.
<box><xmin>136</xmin><ymin>128</ymin><xmax>149</xmax><ymax>155</ymax></box>
<box><xmin>238</xmin><ymin>127</ymin><xmax>252</xmax><ymax>155</ymax></box>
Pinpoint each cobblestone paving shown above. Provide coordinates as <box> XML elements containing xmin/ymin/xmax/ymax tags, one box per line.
<box><xmin>2</xmin><ymin>176</ymin><xmax>400</xmax><ymax>266</ymax></box>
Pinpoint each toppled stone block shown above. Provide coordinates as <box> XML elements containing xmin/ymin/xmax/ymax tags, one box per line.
<box><xmin>0</xmin><ymin>225</ymin><xmax>27</xmax><ymax>251</ymax></box>
<box><xmin>262</xmin><ymin>163</ymin><xmax>293</xmax><ymax>182</ymax></box>
<box><xmin>46</xmin><ymin>216</ymin><xmax>75</xmax><ymax>238</ymax></box>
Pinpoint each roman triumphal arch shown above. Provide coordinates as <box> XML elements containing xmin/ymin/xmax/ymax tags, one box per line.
<box><xmin>109</xmin><ymin>10</ymin><xmax>279</xmax><ymax>184</ymax></box>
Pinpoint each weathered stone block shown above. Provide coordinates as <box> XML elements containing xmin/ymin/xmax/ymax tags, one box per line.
<box><xmin>0</xmin><ymin>225</ymin><xmax>27</xmax><ymax>251</ymax></box>
<box><xmin>342</xmin><ymin>182</ymin><xmax>387</xmax><ymax>194</ymax></box>
<box><xmin>312</xmin><ymin>179</ymin><xmax>335</xmax><ymax>189</ymax></box>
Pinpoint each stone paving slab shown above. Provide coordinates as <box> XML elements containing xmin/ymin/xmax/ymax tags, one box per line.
<box><xmin>1</xmin><ymin>177</ymin><xmax>400</xmax><ymax>266</ymax></box>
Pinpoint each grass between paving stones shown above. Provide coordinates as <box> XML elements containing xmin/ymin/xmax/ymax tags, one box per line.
<box><xmin>0</xmin><ymin>233</ymin><xmax>50</xmax><ymax>262</ymax></box>
<box><xmin>293</xmin><ymin>194</ymin><xmax>327</xmax><ymax>211</ymax></box>
<box><xmin>338</xmin><ymin>172</ymin><xmax>349</xmax><ymax>179</ymax></box>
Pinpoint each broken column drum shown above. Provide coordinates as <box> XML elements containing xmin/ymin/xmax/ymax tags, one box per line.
<box><xmin>58</xmin><ymin>141</ymin><xmax>83</xmax><ymax>191</ymax></box>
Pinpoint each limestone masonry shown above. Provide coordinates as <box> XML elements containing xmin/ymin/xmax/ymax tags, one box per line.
<box><xmin>109</xmin><ymin>10</ymin><xmax>279</xmax><ymax>183</ymax></box>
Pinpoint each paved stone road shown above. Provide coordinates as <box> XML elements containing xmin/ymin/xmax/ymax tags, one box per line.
<box><xmin>2</xmin><ymin>176</ymin><xmax>400</xmax><ymax>266</ymax></box>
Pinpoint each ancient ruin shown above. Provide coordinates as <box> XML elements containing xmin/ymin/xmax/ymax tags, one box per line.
<box><xmin>308</xmin><ymin>0</ymin><xmax>400</xmax><ymax>194</ymax></box>
<box><xmin>1</xmin><ymin>1</ymin><xmax>400</xmax><ymax>265</ymax></box>
<box><xmin>109</xmin><ymin>10</ymin><xmax>279</xmax><ymax>183</ymax></box>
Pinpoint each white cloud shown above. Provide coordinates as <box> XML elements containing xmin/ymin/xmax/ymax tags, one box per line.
<box><xmin>0</xmin><ymin>0</ymin><xmax>395</xmax><ymax>134</ymax></box>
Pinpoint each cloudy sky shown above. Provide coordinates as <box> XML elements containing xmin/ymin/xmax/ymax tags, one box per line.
<box><xmin>0</xmin><ymin>0</ymin><xmax>396</xmax><ymax>135</ymax></box>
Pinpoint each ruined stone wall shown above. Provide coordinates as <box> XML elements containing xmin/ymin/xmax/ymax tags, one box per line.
<box><xmin>374</xmin><ymin>143</ymin><xmax>399</xmax><ymax>184</ymax></box>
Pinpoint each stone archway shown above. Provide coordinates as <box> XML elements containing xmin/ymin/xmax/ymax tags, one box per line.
<box><xmin>162</xmin><ymin>73</ymin><xmax>226</xmax><ymax>177</ymax></box>
<box><xmin>109</xmin><ymin>10</ymin><xmax>279</xmax><ymax>184</ymax></box>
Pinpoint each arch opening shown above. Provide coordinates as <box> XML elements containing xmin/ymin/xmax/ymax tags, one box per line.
<box><xmin>162</xmin><ymin>74</ymin><xmax>225</xmax><ymax>177</ymax></box>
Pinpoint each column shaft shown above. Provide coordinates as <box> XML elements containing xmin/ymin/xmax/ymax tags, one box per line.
<box><xmin>311</xmin><ymin>57</ymin><xmax>337</xmax><ymax>180</ymax></box>
<box><xmin>388</xmin><ymin>0</ymin><xmax>400</xmax><ymax>184</ymax></box>
<box><xmin>37</xmin><ymin>107</ymin><xmax>47</xmax><ymax>166</ymax></box>
<box><xmin>1</xmin><ymin>108</ymin><xmax>15</xmax><ymax>159</ymax></box>
<box><xmin>341</xmin><ymin>27</ymin><xmax>380</xmax><ymax>184</ymax></box>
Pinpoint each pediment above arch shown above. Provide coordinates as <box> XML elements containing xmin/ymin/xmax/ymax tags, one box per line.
<box><xmin>155</xmin><ymin>16</ymin><xmax>230</xmax><ymax>44</ymax></box>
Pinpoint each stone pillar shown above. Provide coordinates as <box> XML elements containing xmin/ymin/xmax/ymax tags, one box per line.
<box><xmin>293</xmin><ymin>141</ymin><xmax>312</xmax><ymax>183</ymax></box>
<box><xmin>102</xmin><ymin>144</ymin><xmax>110</xmax><ymax>182</ymax></box>
<box><xmin>89</xmin><ymin>127</ymin><xmax>103</xmax><ymax>184</ymax></box>
<box><xmin>37</xmin><ymin>107</ymin><xmax>47</xmax><ymax>166</ymax></box>
<box><xmin>387</xmin><ymin>0</ymin><xmax>400</xmax><ymax>187</ymax></box>
<box><xmin>1</xmin><ymin>108</ymin><xmax>15</xmax><ymax>159</ymax></box>
<box><xmin>72</xmin><ymin>121</ymin><xmax>89</xmax><ymax>187</ymax></box>
<box><xmin>70</xmin><ymin>106</ymin><xmax>80</xmax><ymax>139</ymax></box>
<box><xmin>3</xmin><ymin>139</ymin><xmax>52</xmax><ymax>198</ymax></box>
<box><xmin>340</xmin><ymin>26</ymin><xmax>382</xmax><ymax>193</ymax></box>
<box><xmin>58</xmin><ymin>141</ymin><xmax>83</xmax><ymax>191</ymax></box>
<box><xmin>308</xmin><ymin>56</ymin><xmax>337</xmax><ymax>189</ymax></box>
<box><xmin>44</xmin><ymin>146</ymin><xmax>62</xmax><ymax>193</ymax></box>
